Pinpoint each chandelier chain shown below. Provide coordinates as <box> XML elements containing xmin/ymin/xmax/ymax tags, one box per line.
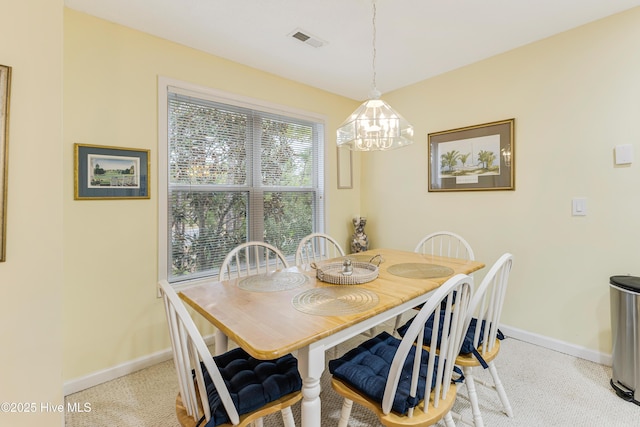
<box><xmin>371</xmin><ymin>0</ymin><xmax>377</xmax><ymax>93</ymax></box>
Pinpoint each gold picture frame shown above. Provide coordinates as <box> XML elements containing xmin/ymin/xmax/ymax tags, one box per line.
<box><xmin>0</xmin><ymin>65</ymin><xmax>12</xmax><ymax>261</ymax></box>
<box><xmin>428</xmin><ymin>119</ymin><xmax>515</xmax><ymax>192</ymax></box>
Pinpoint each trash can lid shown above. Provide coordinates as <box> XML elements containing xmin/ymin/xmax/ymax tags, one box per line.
<box><xmin>610</xmin><ymin>275</ymin><xmax>640</xmax><ymax>293</ymax></box>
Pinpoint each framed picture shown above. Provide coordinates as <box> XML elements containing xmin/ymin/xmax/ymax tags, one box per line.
<box><xmin>0</xmin><ymin>64</ymin><xmax>11</xmax><ymax>262</ymax></box>
<box><xmin>74</xmin><ymin>144</ymin><xmax>150</xmax><ymax>200</ymax></box>
<box><xmin>337</xmin><ymin>146</ymin><xmax>353</xmax><ymax>189</ymax></box>
<box><xmin>428</xmin><ymin>119</ymin><xmax>514</xmax><ymax>192</ymax></box>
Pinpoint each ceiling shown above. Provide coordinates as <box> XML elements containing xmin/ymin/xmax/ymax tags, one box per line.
<box><xmin>64</xmin><ymin>0</ymin><xmax>640</xmax><ymax>101</ymax></box>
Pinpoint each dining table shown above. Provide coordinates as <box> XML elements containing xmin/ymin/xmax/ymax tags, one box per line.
<box><xmin>179</xmin><ymin>247</ymin><xmax>485</xmax><ymax>427</ymax></box>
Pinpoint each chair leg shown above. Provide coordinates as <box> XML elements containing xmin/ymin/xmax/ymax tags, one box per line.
<box><xmin>214</xmin><ymin>329</ymin><xmax>228</xmax><ymax>355</ymax></box>
<box><xmin>462</xmin><ymin>366</ymin><xmax>484</xmax><ymax>427</ymax></box>
<box><xmin>393</xmin><ymin>314</ymin><xmax>403</xmax><ymax>335</ymax></box>
<box><xmin>488</xmin><ymin>361</ymin><xmax>513</xmax><ymax>417</ymax></box>
<box><xmin>281</xmin><ymin>407</ymin><xmax>296</xmax><ymax>427</ymax></box>
<box><xmin>443</xmin><ymin>411</ymin><xmax>456</xmax><ymax>427</ymax></box>
<box><xmin>450</xmin><ymin>410</ymin><xmax>474</xmax><ymax>426</ymax></box>
<box><xmin>337</xmin><ymin>398</ymin><xmax>353</xmax><ymax>427</ymax></box>
<box><xmin>253</xmin><ymin>417</ymin><xmax>264</xmax><ymax>427</ymax></box>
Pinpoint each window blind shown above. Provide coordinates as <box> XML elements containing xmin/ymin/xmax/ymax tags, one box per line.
<box><xmin>166</xmin><ymin>91</ymin><xmax>324</xmax><ymax>283</ymax></box>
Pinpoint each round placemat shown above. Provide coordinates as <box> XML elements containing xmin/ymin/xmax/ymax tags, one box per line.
<box><xmin>292</xmin><ymin>287</ymin><xmax>379</xmax><ymax>316</ymax></box>
<box><xmin>238</xmin><ymin>272</ymin><xmax>309</xmax><ymax>292</ymax></box>
<box><xmin>387</xmin><ymin>263</ymin><xmax>454</xmax><ymax>279</ymax></box>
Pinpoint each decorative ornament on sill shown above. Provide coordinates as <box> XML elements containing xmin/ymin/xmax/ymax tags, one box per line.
<box><xmin>351</xmin><ymin>216</ymin><xmax>369</xmax><ymax>253</ymax></box>
<box><xmin>336</xmin><ymin>0</ymin><xmax>414</xmax><ymax>152</ymax></box>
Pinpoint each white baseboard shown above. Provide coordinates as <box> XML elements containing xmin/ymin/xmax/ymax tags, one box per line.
<box><xmin>500</xmin><ymin>324</ymin><xmax>613</xmax><ymax>366</ymax></box>
<box><xmin>64</xmin><ymin>327</ymin><xmax>612</xmax><ymax>396</ymax></box>
<box><xmin>63</xmin><ymin>334</ymin><xmax>216</xmax><ymax>396</ymax></box>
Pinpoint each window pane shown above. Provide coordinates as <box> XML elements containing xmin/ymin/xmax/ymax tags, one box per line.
<box><xmin>263</xmin><ymin>191</ymin><xmax>314</xmax><ymax>257</ymax></box>
<box><xmin>164</xmin><ymin>87</ymin><xmax>323</xmax><ymax>283</ymax></box>
<box><xmin>261</xmin><ymin>117</ymin><xmax>313</xmax><ymax>187</ymax></box>
<box><xmin>169</xmin><ymin>190</ymin><xmax>248</xmax><ymax>281</ymax></box>
<box><xmin>169</xmin><ymin>98</ymin><xmax>248</xmax><ymax>186</ymax></box>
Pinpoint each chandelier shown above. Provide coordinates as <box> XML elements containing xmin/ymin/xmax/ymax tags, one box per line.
<box><xmin>336</xmin><ymin>0</ymin><xmax>414</xmax><ymax>151</ymax></box>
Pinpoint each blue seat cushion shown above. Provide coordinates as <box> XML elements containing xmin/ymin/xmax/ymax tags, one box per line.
<box><xmin>329</xmin><ymin>331</ymin><xmax>441</xmax><ymax>415</ymax></box>
<box><xmin>201</xmin><ymin>348</ymin><xmax>302</xmax><ymax>426</ymax></box>
<box><xmin>398</xmin><ymin>310</ymin><xmax>503</xmax><ymax>368</ymax></box>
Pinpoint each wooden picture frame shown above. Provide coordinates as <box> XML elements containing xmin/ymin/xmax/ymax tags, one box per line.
<box><xmin>0</xmin><ymin>65</ymin><xmax>11</xmax><ymax>261</ymax></box>
<box><xmin>74</xmin><ymin>143</ymin><xmax>150</xmax><ymax>200</ymax></box>
<box><xmin>337</xmin><ymin>146</ymin><xmax>353</xmax><ymax>189</ymax></box>
<box><xmin>428</xmin><ymin>119</ymin><xmax>514</xmax><ymax>192</ymax></box>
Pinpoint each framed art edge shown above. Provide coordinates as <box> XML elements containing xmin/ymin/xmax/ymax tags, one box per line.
<box><xmin>428</xmin><ymin>118</ymin><xmax>515</xmax><ymax>192</ymax></box>
<box><xmin>0</xmin><ymin>64</ymin><xmax>12</xmax><ymax>261</ymax></box>
<box><xmin>74</xmin><ymin>143</ymin><xmax>151</xmax><ymax>200</ymax></box>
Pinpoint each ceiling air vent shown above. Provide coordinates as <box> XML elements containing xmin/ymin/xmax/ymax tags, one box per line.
<box><xmin>289</xmin><ymin>28</ymin><xmax>326</xmax><ymax>48</ymax></box>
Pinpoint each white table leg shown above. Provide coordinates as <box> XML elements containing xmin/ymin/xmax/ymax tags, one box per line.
<box><xmin>296</xmin><ymin>344</ymin><xmax>325</xmax><ymax>427</ymax></box>
<box><xmin>214</xmin><ymin>329</ymin><xmax>228</xmax><ymax>355</ymax></box>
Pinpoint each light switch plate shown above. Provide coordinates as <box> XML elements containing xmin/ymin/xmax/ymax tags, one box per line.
<box><xmin>572</xmin><ymin>198</ymin><xmax>587</xmax><ymax>216</ymax></box>
<box><xmin>615</xmin><ymin>144</ymin><xmax>633</xmax><ymax>165</ymax></box>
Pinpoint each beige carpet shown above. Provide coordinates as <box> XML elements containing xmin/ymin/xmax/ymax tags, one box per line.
<box><xmin>65</xmin><ymin>325</ymin><xmax>640</xmax><ymax>426</ymax></box>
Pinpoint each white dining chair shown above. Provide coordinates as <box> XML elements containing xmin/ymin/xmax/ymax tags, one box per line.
<box><xmin>451</xmin><ymin>253</ymin><xmax>513</xmax><ymax>426</ymax></box>
<box><xmin>397</xmin><ymin>253</ymin><xmax>514</xmax><ymax>427</ymax></box>
<box><xmin>414</xmin><ymin>231</ymin><xmax>475</xmax><ymax>259</ymax></box>
<box><xmin>158</xmin><ymin>279</ymin><xmax>302</xmax><ymax>427</ymax></box>
<box><xmin>295</xmin><ymin>232</ymin><xmax>345</xmax><ymax>267</ymax></box>
<box><xmin>329</xmin><ymin>274</ymin><xmax>474</xmax><ymax>427</ymax></box>
<box><xmin>393</xmin><ymin>231</ymin><xmax>475</xmax><ymax>334</ymax></box>
<box><xmin>219</xmin><ymin>241</ymin><xmax>289</xmax><ymax>281</ymax></box>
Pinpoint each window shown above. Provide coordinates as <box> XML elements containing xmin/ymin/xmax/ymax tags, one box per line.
<box><xmin>158</xmin><ymin>79</ymin><xmax>325</xmax><ymax>284</ymax></box>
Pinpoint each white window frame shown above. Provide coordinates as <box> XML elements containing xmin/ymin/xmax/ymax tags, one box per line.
<box><xmin>157</xmin><ymin>76</ymin><xmax>327</xmax><ymax>288</ymax></box>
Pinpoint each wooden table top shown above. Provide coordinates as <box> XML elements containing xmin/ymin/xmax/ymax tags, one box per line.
<box><xmin>179</xmin><ymin>248</ymin><xmax>484</xmax><ymax>360</ymax></box>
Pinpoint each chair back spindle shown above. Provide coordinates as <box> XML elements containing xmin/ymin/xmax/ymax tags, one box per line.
<box><xmin>219</xmin><ymin>241</ymin><xmax>289</xmax><ymax>281</ymax></box>
<box><xmin>295</xmin><ymin>233</ymin><xmax>345</xmax><ymax>266</ymax></box>
<box><xmin>414</xmin><ymin>231</ymin><xmax>475</xmax><ymax>261</ymax></box>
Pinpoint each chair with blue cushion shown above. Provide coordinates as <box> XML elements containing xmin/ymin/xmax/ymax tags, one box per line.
<box><xmin>329</xmin><ymin>274</ymin><xmax>474</xmax><ymax>427</ymax></box>
<box><xmin>295</xmin><ymin>232</ymin><xmax>345</xmax><ymax>267</ymax></box>
<box><xmin>159</xmin><ymin>280</ymin><xmax>302</xmax><ymax>427</ymax></box>
<box><xmin>398</xmin><ymin>253</ymin><xmax>514</xmax><ymax>427</ymax></box>
<box><xmin>393</xmin><ymin>231</ymin><xmax>475</xmax><ymax>334</ymax></box>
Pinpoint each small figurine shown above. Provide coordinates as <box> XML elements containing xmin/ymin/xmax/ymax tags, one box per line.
<box><xmin>350</xmin><ymin>216</ymin><xmax>369</xmax><ymax>253</ymax></box>
<box><xmin>342</xmin><ymin>259</ymin><xmax>353</xmax><ymax>276</ymax></box>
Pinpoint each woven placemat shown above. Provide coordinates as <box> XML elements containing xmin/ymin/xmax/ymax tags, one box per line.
<box><xmin>386</xmin><ymin>263</ymin><xmax>454</xmax><ymax>279</ymax></box>
<box><xmin>238</xmin><ymin>272</ymin><xmax>309</xmax><ymax>292</ymax></box>
<box><xmin>292</xmin><ymin>287</ymin><xmax>379</xmax><ymax>316</ymax></box>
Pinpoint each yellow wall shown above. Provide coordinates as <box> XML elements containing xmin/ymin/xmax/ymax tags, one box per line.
<box><xmin>0</xmin><ymin>0</ymin><xmax>64</xmax><ymax>425</ymax></box>
<box><xmin>63</xmin><ymin>8</ymin><xmax>359</xmax><ymax>381</ymax></box>
<box><xmin>4</xmin><ymin>1</ymin><xmax>633</xmax><ymax>406</ymax></box>
<box><xmin>363</xmin><ymin>7</ymin><xmax>640</xmax><ymax>354</ymax></box>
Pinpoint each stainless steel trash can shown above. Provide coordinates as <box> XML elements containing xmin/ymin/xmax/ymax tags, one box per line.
<box><xmin>610</xmin><ymin>275</ymin><xmax>640</xmax><ymax>405</ymax></box>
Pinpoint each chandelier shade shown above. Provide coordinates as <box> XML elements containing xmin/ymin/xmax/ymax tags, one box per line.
<box><xmin>336</xmin><ymin>0</ymin><xmax>414</xmax><ymax>151</ymax></box>
<box><xmin>337</xmin><ymin>97</ymin><xmax>414</xmax><ymax>151</ymax></box>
